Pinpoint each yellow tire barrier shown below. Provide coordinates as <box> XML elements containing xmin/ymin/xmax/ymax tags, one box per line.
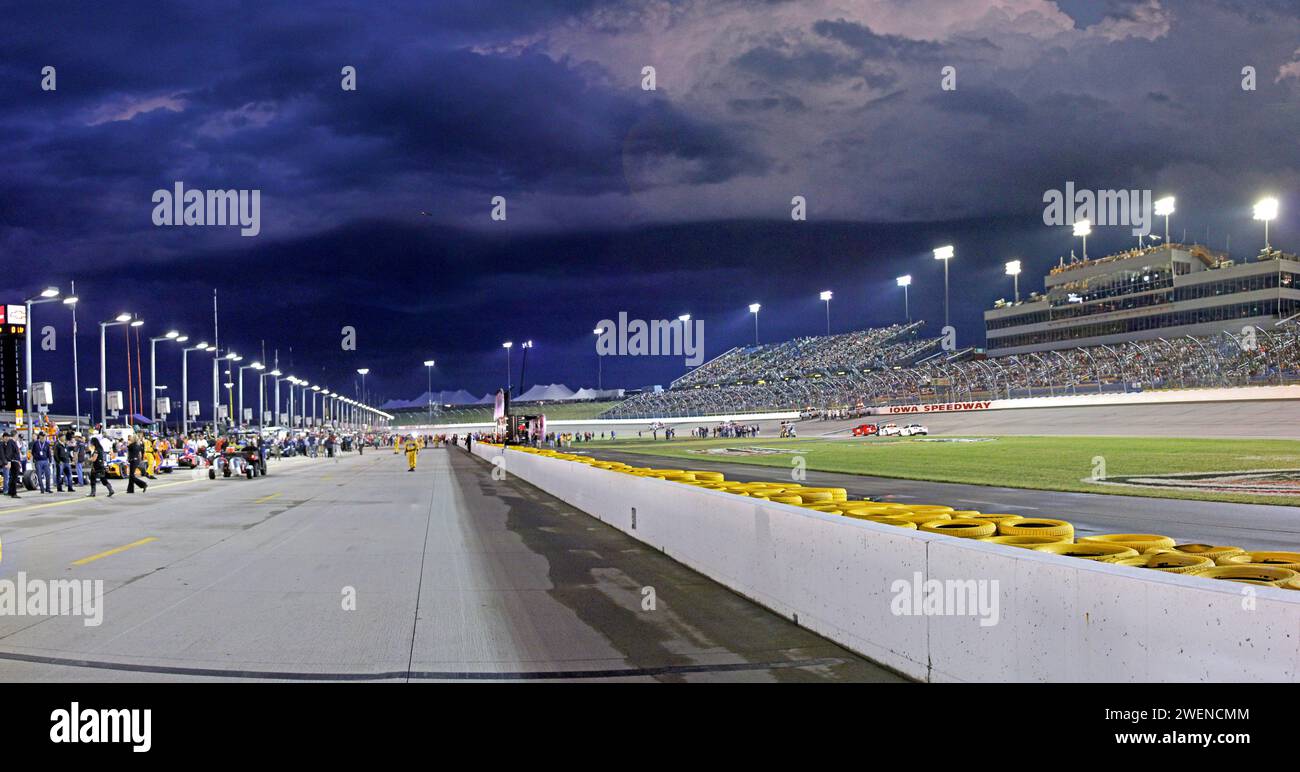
<box><xmin>1115</xmin><ymin>553</ymin><xmax>1215</xmax><ymax>573</ymax></box>
<box><xmin>1218</xmin><ymin>552</ymin><xmax>1300</xmax><ymax>571</ymax></box>
<box><xmin>973</xmin><ymin>514</ymin><xmax>1025</xmax><ymax>525</ymax></box>
<box><xmin>1031</xmin><ymin>542</ymin><xmax>1138</xmax><ymax>561</ymax></box>
<box><xmin>947</xmin><ymin>510</ymin><xmax>984</xmax><ymax>518</ymax></box>
<box><xmin>797</xmin><ymin>487</ymin><xmax>848</xmax><ymax>501</ymax></box>
<box><xmin>689</xmin><ymin>471</ymin><xmax>725</xmax><ymax>482</ymax></box>
<box><xmin>840</xmin><ymin>505</ymin><xmax>902</xmax><ymax>517</ymax></box>
<box><xmin>769</xmin><ymin>495</ymin><xmax>804</xmax><ymax>505</ymax></box>
<box><xmin>919</xmin><ymin>518</ymin><xmax>997</xmax><ymax>539</ymax></box>
<box><xmin>794</xmin><ymin>490</ymin><xmax>834</xmax><ymax>504</ymax></box>
<box><xmin>979</xmin><ymin>535</ymin><xmax>1071</xmax><ymax>547</ymax></box>
<box><xmin>1079</xmin><ymin>534</ymin><xmax>1176</xmax><ymax>554</ymax></box>
<box><xmin>1190</xmin><ymin>566</ymin><xmax>1299</xmax><ymax>586</ymax></box>
<box><xmin>807</xmin><ymin>503</ymin><xmax>844</xmax><ymax>512</ymax></box>
<box><xmin>1172</xmin><ymin>544</ymin><xmax>1247</xmax><ymax>562</ymax></box>
<box><xmin>893</xmin><ymin>512</ymin><xmax>952</xmax><ymax>526</ymax></box>
<box><xmin>845</xmin><ymin>514</ymin><xmax>918</xmax><ymax>529</ymax></box>
<box><xmin>998</xmin><ymin>518</ymin><xmax>1075</xmax><ymax>540</ymax></box>
<box><xmin>904</xmin><ymin>504</ymin><xmax>955</xmax><ymax>513</ymax></box>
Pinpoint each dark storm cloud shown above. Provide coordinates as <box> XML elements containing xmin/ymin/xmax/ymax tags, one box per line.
<box><xmin>3</xmin><ymin>0</ymin><xmax>1299</xmax><ymax>402</ymax></box>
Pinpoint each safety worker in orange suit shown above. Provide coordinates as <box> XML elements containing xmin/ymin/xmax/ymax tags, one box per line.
<box><xmin>404</xmin><ymin>437</ymin><xmax>420</xmax><ymax>471</ymax></box>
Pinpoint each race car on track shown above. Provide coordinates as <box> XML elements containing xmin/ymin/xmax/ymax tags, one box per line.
<box><xmin>851</xmin><ymin>423</ymin><xmax>879</xmax><ymax>437</ymax></box>
<box><xmin>878</xmin><ymin>423</ymin><xmax>902</xmax><ymax>437</ymax></box>
<box><xmin>899</xmin><ymin>423</ymin><xmax>929</xmax><ymax>436</ymax></box>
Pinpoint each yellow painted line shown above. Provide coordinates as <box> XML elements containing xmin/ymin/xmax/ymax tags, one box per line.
<box><xmin>0</xmin><ymin>477</ymin><xmax>204</xmax><ymax>518</ymax></box>
<box><xmin>71</xmin><ymin>537</ymin><xmax>158</xmax><ymax>567</ymax></box>
<box><xmin>254</xmin><ymin>492</ymin><xmax>282</xmax><ymax>504</ymax></box>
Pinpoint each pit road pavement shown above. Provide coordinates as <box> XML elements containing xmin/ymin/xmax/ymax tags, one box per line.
<box><xmin>0</xmin><ymin>447</ymin><xmax>896</xmax><ymax>682</ymax></box>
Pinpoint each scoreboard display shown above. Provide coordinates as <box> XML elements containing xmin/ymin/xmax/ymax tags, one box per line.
<box><xmin>0</xmin><ymin>304</ymin><xmax>26</xmax><ymax>412</ymax></box>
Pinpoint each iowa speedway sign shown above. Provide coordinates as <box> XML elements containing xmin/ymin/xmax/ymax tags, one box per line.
<box><xmin>874</xmin><ymin>401</ymin><xmax>993</xmax><ymax>415</ymax></box>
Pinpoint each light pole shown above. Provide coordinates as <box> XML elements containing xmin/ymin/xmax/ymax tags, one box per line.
<box><xmin>356</xmin><ymin>368</ymin><xmax>369</xmax><ymax>406</ymax></box>
<box><xmin>423</xmin><ymin>359</ymin><xmax>435</xmax><ymax>422</ymax></box>
<box><xmin>819</xmin><ymin>291</ymin><xmax>832</xmax><ymax>335</ymax></box>
<box><xmin>1154</xmin><ymin>196</ymin><xmax>1175</xmax><ymax>245</ymax></box>
<box><xmin>502</xmin><ymin>341</ymin><xmax>513</xmax><ymax>394</ymax></box>
<box><xmin>64</xmin><ymin>292</ymin><xmax>81</xmax><ymax>429</ymax></box>
<box><xmin>748</xmin><ymin>304</ymin><xmax>761</xmax><ymax>345</ymax></box>
<box><xmin>1254</xmin><ymin>197</ymin><xmax>1279</xmax><ymax>251</ymax></box>
<box><xmin>311</xmin><ymin>385</ymin><xmax>321</xmax><ymax>427</ymax></box>
<box><xmin>933</xmin><ymin>245</ymin><xmax>954</xmax><ymax>328</ymax></box>
<box><xmin>260</xmin><ymin>369</ymin><xmax>281</xmax><ymax>429</ymax></box>
<box><xmin>238</xmin><ymin>361</ymin><xmax>264</xmax><ymax>428</ymax></box>
<box><xmin>181</xmin><ymin>341</ymin><xmax>209</xmax><ymax>437</ymax></box>
<box><xmin>895</xmin><ymin>276</ymin><xmax>911</xmax><ymax>322</ymax></box>
<box><xmin>24</xmin><ymin>286</ymin><xmax>61</xmax><ymax>440</ymax></box>
<box><xmin>149</xmin><ymin>330</ymin><xmax>181</xmax><ymax>423</ymax></box>
<box><xmin>519</xmin><ymin>341</ymin><xmax>534</xmax><ymax>397</ymax></box>
<box><xmin>84</xmin><ymin>387</ymin><xmax>98</xmax><ymax>425</ymax></box>
<box><xmin>1005</xmin><ymin>260</ymin><xmax>1021</xmax><ymax>304</ymax></box>
<box><xmin>216</xmin><ymin>352</ymin><xmax>239</xmax><ymax>430</ymax></box>
<box><xmin>99</xmin><ymin>313</ymin><xmax>135</xmax><ymax>429</ymax></box>
<box><xmin>593</xmin><ymin>328</ymin><xmax>604</xmax><ymax>389</ymax></box>
<box><xmin>1073</xmin><ymin>220</ymin><xmax>1091</xmax><ymax>260</ymax></box>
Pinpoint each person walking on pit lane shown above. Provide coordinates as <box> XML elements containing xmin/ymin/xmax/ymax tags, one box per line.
<box><xmin>55</xmin><ymin>435</ymin><xmax>76</xmax><ymax>493</ymax></box>
<box><xmin>404</xmin><ymin>437</ymin><xmax>420</xmax><ymax>471</ymax></box>
<box><xmin>125</xmin><ymin>434</ymin><xmax>148</xmax><ymax>493</ymax></box>
<box><xmin>32</xmin><ymin>434</ymin><xmax>53</xmax><ymax>494</ymax></box>
<box><xmin>87</xmin><ymin>437</ymin><xmax>114</xmax><ymax>497</ymax></box>
<box><xmin>2</xmin><ymin>431</ymin><xmax>21</xmax><ymax>498</ymax></box>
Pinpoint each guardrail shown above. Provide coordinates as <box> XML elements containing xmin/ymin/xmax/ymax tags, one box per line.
<box><xmin>472</xmin><ymin>443</ymin><xmax>1300</xmax><ymax>682</ymax></box>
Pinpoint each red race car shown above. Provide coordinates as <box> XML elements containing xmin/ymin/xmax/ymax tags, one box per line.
<box><xmin>851</xmin><ymin>423</ymin><xmax>879</xmax><ymax>437</ymax></box>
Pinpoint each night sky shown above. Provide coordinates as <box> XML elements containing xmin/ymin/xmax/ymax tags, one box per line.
<box><xmin>3</xmin><ymin>0</ymin><xmax>1298</xmax><ymax>416</ymax></box>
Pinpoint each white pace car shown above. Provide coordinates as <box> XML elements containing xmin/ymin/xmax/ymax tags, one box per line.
<box><xmin>899</xmin><ymin>423</ymin><xmax>929</xmax><ymax>436</ymax></box>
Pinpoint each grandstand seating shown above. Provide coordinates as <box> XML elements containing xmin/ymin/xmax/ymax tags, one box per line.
<box><xmin>601</xmin><ymin>322</ymin><xmax>1300</xmax><ymax>419</ymax></box>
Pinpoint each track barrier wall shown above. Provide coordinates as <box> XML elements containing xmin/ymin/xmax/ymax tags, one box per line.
<box><xmin>472</xmin><ymin>443</ymin><xmax>1300</xmax><ymax>682</ymax></box>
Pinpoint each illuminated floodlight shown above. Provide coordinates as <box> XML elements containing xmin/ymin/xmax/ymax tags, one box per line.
<box><xmin>1154</xmin><ymin>196</ymin><xmax>1175</xmax><ymax>217</ymax></box>
<box><xmin>819</xmin><ymin>290</ymin><xmax>832</xmax><ymax>301</ymax></box>
<box><xmin>748</xmin><ymin>303</ymin><xmax>761</xmax><ymax>313</ymax></box>
<box><xmin>932</xmin><ymin>245</ymin><xmax>954</xmax><ymax>260</ymax></box>
<box><xmin>1005</xmin><ymin>260</ymin><xmax>1021</xmax><ymax>276</ymax></box>
<box><xmin>896</xmin><ymin>275</ymin><xmax>911</xmax><ymax>287</ymax></box>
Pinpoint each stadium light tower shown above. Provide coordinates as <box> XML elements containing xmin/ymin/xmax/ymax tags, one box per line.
<box><xmin>748</xmin><ymin>303</ymin><xmax>761</xmax><ymax>345</ymax></box>
<box><xmin>819</xmin><ymin>291</ymin><xmax>832</xmax><ymax>335</ymax></box>
<box><xmin>1254</xmin><ymin>197</ymin><xmax>1279</xmax><ymax>251</ymax></box>
<box><xmin>148</xmin><ymin>330</ymin><xmax>182</xmax><ymax>424</ymax></box>
<box><xmin>1005</xmin><ymin>260</ymin><xmax>1022</xmax><ymax>304</ymax></box>
<box><xmin>593</xmin><ymin>328</ymin><xmax>604</xmax><ymax>390</ymax></box>
<box><xmin>1154</xmin><ymin>196</ymin><xmax>1175</xmax><ymax>244</ymax></box>
<box><xmin>1073</xmin><ymin>219</ymin><xmax>1091</xmax><ymax>260</ymax></box>
<box><xmin>99</xmin><ymin>313</ymin><xmax>137</xmax><ymax>429</ymax></box>
<box><xmin>502</xmin><ymin>341</ymin><xmax>513</xmax><ymax>395</ymax></box>
<box><xmin>933</xmin><ymin>245</ymin><xmax>954</xmax><ymax>327</ymax></box>
<box><xmin>895</xmin><ymin>276</ymin><xmax>911</xmax><ymax>322</ymax></box>
<box><xmin>423</xmin><ymin>359</ymin><xmax>436</xmax><ymax>423</ymax></box>
<box><xmin>23</xmin><ymin>286</ymin><xmax>62</xmax><ymax>441</ymax></box>
<box><xmin>356</xmin><ymin>367</ymin><xmax>369</xmax><ymax>406</ymax></box>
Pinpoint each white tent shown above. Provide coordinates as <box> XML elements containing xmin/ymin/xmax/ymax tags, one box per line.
<box><xmin>515</xmin><ymin>383</ymin><xmax>576</xmax><ymax>402</ymax></box>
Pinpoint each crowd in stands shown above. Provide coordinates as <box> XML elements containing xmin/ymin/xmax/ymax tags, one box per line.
<box><xmin>602</xmin><ymin>322</ymin><xmax>1300</xmax><ymax>419</ymax></box>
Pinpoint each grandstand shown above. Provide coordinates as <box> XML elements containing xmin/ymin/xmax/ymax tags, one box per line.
<box><xmin>601</xmin><ymin>322</ymin><xmax>1300</xmax><ymax>419</ymax></box>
